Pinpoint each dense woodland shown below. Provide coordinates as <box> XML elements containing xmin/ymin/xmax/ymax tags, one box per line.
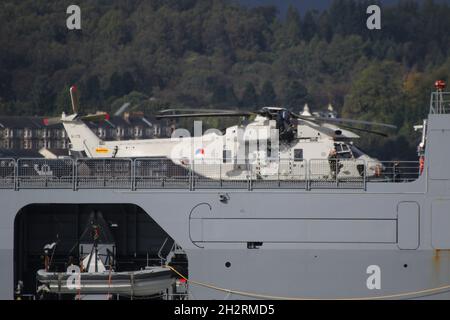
<box><xmin>1</xmin><ymin>0</ymin><xmax>450</xmax><ymax>159</ymax></box>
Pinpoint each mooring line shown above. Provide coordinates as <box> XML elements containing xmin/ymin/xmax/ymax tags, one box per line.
<box><xmin>165</xmin><ymin>265</ymin><xmax>450</xmax><ymax>300</ymax></box>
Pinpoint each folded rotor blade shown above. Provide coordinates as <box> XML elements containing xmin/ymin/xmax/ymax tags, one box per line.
<box><xmin>336</xmin><ymin>124</ymin><xmax>389</xmax><ymax>137</ymax></box>
<box><xmin>158</xmin><ymin>108</ymin><xmax>243</xmax><ymax>114</ymax></box>
<box><xmin>81</xmin><ymin>112</ymin><xmax>110</xmax><ymax>122</ymax></box>
<box><xmin>156</xmin><ymin>112</ymin><xmax>255</xmax><ymax>119</ymax></box>
<box><xmin>43</xmin><ymin>117</ymin><xmax>62</xmax><ymax>126</ymax></box>
<box><xmin>292</xmin><ymin>112</ymin><xmax>397</xmax><ymax>129</ymax></box>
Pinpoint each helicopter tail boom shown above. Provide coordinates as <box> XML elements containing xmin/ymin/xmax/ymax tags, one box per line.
<box><xmin>62</xmin><ymin>118</ymin><xmax>103</xmax><ymax>157</ymax></box>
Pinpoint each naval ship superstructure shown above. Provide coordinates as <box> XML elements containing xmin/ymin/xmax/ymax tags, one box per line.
<box><xmin>1</xmin><ymin>87</ymin><xmax>450</xmax><ymax>300</ymax></box>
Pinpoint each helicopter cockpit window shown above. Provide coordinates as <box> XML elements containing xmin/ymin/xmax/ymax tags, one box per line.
<box><xmin>349</xmin><ymin>145</ymin><xmax>365</xmax><ymax>159</ymax></box>
<box><xmin>294</xmin><ymin>149</ymin><xmax>303</xmax><ymax>161</ymax></box>
<box><xmin>341</xmin><ymin>144</ymin><xmax>351</xmax><ymax>153</ymax></box>
<box><xmin>338</xmin><ymin>151</ymin><xmax>353</xmax><ymax>159</ymax></box>
<box><xmin>334</xmin><ymin>143</ymin><xmax>353</xmax><ymax>159</ymax></box>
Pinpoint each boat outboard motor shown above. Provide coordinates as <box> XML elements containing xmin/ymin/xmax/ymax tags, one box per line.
<box><xmin>43</xmin><ymin>242</ymin><xmax>57</xmax><ymax>271</ymax></box>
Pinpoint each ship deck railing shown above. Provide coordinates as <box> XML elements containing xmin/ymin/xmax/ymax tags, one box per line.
<box><xmin>0</xmin><ymin>158</ymin><xmax>422</xmax><ymax>191</ymax></box>
<box><xmin>430</xmin><ymin>91</ymin><xmax>450</xmax><ymax>114</ymax></box>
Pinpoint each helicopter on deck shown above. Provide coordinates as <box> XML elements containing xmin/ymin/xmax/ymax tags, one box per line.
<box><xmin>44</xmin><ymin>86</ymin><xmax>396</xmax><ymax>180</ymax></box>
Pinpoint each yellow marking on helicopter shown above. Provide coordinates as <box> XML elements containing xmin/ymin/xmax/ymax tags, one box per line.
<box><xmin>95</xmin><ymin>147</ymin><xmax>110</xmax><ymax>154</ymax></box>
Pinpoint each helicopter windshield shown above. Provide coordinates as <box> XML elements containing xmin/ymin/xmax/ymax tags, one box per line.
<box><xmin>334</xmin><ymin>143</ymin><xmax>353</xmax><ymax>159</ymax></box>
<box><xmin>349</xmin><ymin>145</ymin><xmax>366</xmax><ymax>158</ymax></box>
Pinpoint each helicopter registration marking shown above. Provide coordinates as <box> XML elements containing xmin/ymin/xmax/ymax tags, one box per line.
<box><xmin>95</xmin><ymin>148</ymin><xmax>109</xmax><ymax>154</ymax></box>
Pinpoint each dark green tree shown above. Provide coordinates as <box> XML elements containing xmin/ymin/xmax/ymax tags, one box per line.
<box><xmin>107</xmin><ymin>72</ymin><xmax>135</xmax><ymax>98</ymax></box>
<box><xmin>30</xmin><ymin>75</ymin><xmax>53</xmax><ymax>115</ymax></box>
<box><xmin>122</xmin><ymin>72</ymin><xmax>136</xmax><ymax>96</ymax></box>
<box><xmin>260</xmin><ymin>80</ymin><xmax>277</xmax><ymax>106</ymax></box>
<box><xmin>240</xmin><ymin>82</ymin><xmax>258</xmax><ymax>109</ymax></box>
<box><xmin>211</xmin><ymin>84</ymin><xmax>238</xmax><ymax>107</ymax></box>
<box><xmin>84</xmin><ymin>75</ymin><xmax>102</xmax><ymax>103</ymax></box>
<box><xmin>301</xmin><ymin>11</ymin><xmax>318</xmax><ymax>42</ymax></box>
<box><xmin>284</xmin><ymin>81</ymin><xmax>308</xmax><ymax>109</ymax></box>
<box><xmin>284</xmin><ymin>5</ymin><xmax>301</xmax><ymax>46</ymax></box>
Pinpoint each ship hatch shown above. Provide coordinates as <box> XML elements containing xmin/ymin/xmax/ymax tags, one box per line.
<box><xmin>14</xmin><ymin>204</ymin><xmax>187</xmax><ymax>300</ymax></box>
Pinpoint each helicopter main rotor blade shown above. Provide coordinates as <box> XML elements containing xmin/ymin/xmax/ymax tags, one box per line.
<box><xmin>336</xmin><ymin>124</ymin><xmax>389</xmax><ymax>137</ymax></box>
<box><xmin>156</xmin><ymin>112</ymin><xmax>255</xmax><ymax>119</ymax></box>
<box><xmin>293</xmin><ymin>113</ymin><xmax>397</xmax><ymax>129</ymax></box>
<box><xmin>158</xmin><ymin>108</ymin><xmax>243</xmax><ymax>114</ymax></box>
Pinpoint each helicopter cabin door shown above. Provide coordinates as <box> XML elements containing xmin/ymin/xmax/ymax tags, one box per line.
<box><xmin>290</xmin><ymin>147</ymin><xmax>305</xmax><ymax>179</ymax></box>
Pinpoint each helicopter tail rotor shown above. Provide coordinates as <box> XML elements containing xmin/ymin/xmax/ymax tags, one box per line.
<box><xmin>70</xmin><ymin>85</ymin><xmax>79</xmax><ymax>114</ymax></box>
<box><xmin>43</xmin><ymin>86</ymin><xmax>110</xmax><ymax>126</ymax></box>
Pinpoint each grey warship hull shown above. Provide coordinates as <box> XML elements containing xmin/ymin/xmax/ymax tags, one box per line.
<box><xmin>1</xmin><ymin>112</ymin><xmax>450</xmax><ymax>300</ymax></box>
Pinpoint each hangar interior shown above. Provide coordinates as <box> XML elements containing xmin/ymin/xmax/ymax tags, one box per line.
<box><xmin>14</xmin><ymin>204</ymin><xmax>187</xmax><ymax>299</ymax></box>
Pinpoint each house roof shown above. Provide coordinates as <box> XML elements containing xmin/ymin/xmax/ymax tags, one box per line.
<box><xmin>0</xmin><ymin>114</ymin><xmax>162</xmax><ymax>130</ymax></box>
<box><xmin>0</xmin><ymin>148</ymin><xmax>43</xmax><ymax>158</ymax></box>
<box><xmin>0</xmin><ymin>117</ymin><xmax>44</xmax><ymax>129</ymax></box>
<box><xmin>0</xmin><ymin>117</ymin><xmax>64</xmax><ymax>129</ymax></box>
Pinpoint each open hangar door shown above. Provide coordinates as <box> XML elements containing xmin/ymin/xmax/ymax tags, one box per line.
<box><xmin>14</xmin><ymin>204</ymin><xmax>187</xmax><ymax>300</ymax></box>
